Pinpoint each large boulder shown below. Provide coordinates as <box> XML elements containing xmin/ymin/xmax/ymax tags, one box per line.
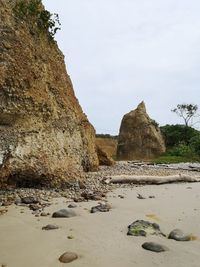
<box><xmin>96</xmin><ymin>144</ymin><xmax>115</xmax><ymax>166</ymax></box>
<box><xmin>117</xmin><ymin>102</ymin><xmax>165</xmax><ymax>160</ymax></box>
<box><xmin>0</xmin><ymin>0</ymin><xmax>98</xmax><ymax>188</ymax></box>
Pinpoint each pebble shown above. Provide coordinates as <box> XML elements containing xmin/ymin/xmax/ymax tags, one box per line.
<box><xmin>168</xmin><ymin>229</ymin><xmax>192</xmax><ymax>241</ymax></box>
<box><xmin>90</xmin><ymin>203</ymin><xmax>111</xmax><ymax>213</ymax></box>
<box><xmin>21</xmin><ymin>196</ymin><xmax>39</xmax><ymax>204</ymax></box>
<box><xmin>42</xmin><ymin>224</ymin><xmax>59</xmax><ymax>230</ymax></box>
<box><xmin>68</xmin><ymin>203</ymin><xmax>77</xmax><ymax>208</ymax></box>
<box><xmin>40</xmin><ymin>212</ymin><xmax>49</xmax><ymax>216</ymax></box>
<box><xmin>52</xmin><ymin>209</ymin><xmax>76</xmax><ymax>218</ymax></box>
<box><xmin>59</xmin><ymin>252</ymin><xmax>78</xmax><ymax>263</ymax></box>
<box><xmin>142</xmin><ymin>242</ymin><xmax>168</xmax><ymax>252</ymax></box>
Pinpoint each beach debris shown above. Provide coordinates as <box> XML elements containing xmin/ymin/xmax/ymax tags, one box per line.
<box><xmin>127</xmin><ymin>220</ymin><xmax>165</xmax><ymax>236</ymax></box>
<box><xmin>107</xmin><ymin>174</ymin><xmax>200</xmax><ymax>185</ymax></box>
<box><xmin>68</xmin><ymin>203</ymin><xmax>77</xmax><ymax>208</ymax></box>
<box><xmin>142</xmin><ymin>242</ymin><xmax>168</xmax><ymax>252</ymax></box>
<box><xmin>146</xmin><ymin>214</ymin><xmax>160</xmax><ymax>222</ymax></box>
<box><xmin>42</xmin><ymin>224</ymin><xmax>59</xmax><ymax>230</ymax></box>
<box><xmin>168</xmin><ymin>229</ymin><xmax>192</xmax><ymax>241</ymax></box>
<box><xmin>59</xmin><ymin>252</ymin><xmax>78</xmax><ymax>263</ymax></box>
<box><xmin>90</xmin><ymin>203</ymin><xmax>111</xmax><ymax>213</ymax></box>
<box><xmin>118</xmin><ymin>195</ymin><xmax>125</xmax><ymax>199</ymax></box>
<box><xmin>52</xmin><ymin>209</ymin><xmax>76</xmax><ymax>218</ymax></box>
<box><xmin>137</xmin><ymin>193</ymin><xmax>145</xmax><ymax>199</ymax></box>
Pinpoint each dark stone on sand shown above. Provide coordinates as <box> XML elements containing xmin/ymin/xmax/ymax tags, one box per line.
<box><xmin>127</xmin><ymin>220</ymin><xmax>164</xmax><ymax>236</ymax></box>
<box><xmin>29</xmin><ymin>204</ymin><xmax>41</xmax><ymax>211</ymax></box>
<box><xmin>168</xmin><ymin>229</ymin><xmax>191</xmax><ymax>241</ymax></box>
<box><xmin>59</xmin><ymin>252</ymin><xmax>78</xmax><ymax>263</ymax></box>
<box><xmin>68</xmin><ymin>203</ymin><xmax>77</xmax><ymax>208</ymax></box>
<box><xmin>21</xmin><ymin>196</ymin><xmax>39</xmax><ymax>204</ymax></box>
<box><xmin>40</xmin><ymin>212</ymin><xmax>49</xmax><ymax>216</ymax></box>
<box><xmin>42</xmin><ymin>224</ymin><xmax>59</xmax><ymax>230</ymax></box>
<box><xmin>137</xmin><ymin>194</ymin><xmax>146</xmax><ymax>199</ymax></box>
<box><xmin>90</xmin><ymin>203</ymin><xmax>111</xmax><ymax>213</ymax></box>
<box><xmin>142</xmin><ymin>242</ymin><xmax>168</xmax><ymax>252</ymax></box>
<box><xmin>52</xmin><ymin>209</ymin><xmax>76</xmax><ymax>218</ymax></box>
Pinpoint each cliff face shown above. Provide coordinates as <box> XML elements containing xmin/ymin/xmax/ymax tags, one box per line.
<box><xmin>117</xmin><ymin>102</ymin><xmax>166</xmax><ymax>160</ymax></box>
<box><xmin>0</xmin><ymin>0</ymin><xmax>98</xmax><ymax>187</ymax></box>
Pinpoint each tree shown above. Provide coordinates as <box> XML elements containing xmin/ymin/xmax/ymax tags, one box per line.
<box><xmin>161</xmin><ymin>124</ymin><xmax>199</xmax><ymax>148</ymax></box>
<box><xmin>171</xmin><ymin>104</ymin><xmax>198</xmax><ymax>127</ymax></box>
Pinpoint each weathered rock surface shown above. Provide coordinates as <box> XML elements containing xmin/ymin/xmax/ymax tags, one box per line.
<box><xmin>117</xmin><ymin>102</ymin><xmax>166</xmax><ymax>160</ymax></box>
<box><xmin>127</xmin><ymin>220</ymin><xmax>164</xmax><ymax>237</ymax></box>
<box><xmin>59</xmin><ymin>252</ymin><xmax>78</xmax><ymax>263</ymax></box>
<box><xmin>52</xmin><ymin>209</ymin><xmax>76</xmax><ymax>218</ymax></box>
<box><xmin>142</xmin><ymin>242</ymin><xmax>168</xmax><ymax>252</ymax></box>
<box><xmin>90</xmin><ymin>203</ymin><xmax>111</xmax><ymax>213</ymax></box>
<box><xmin>168</xmin><ymin>229</ymin><xmax>192</xmax><ymax>241</ymax></box>
<box><xmin>0</xmin><ymin>0</ymin><xmax>98</xmax><ymax>188</ymax></box>
<box><xmin>96</xmin><ymin>144</ymin><xmax>115</xmax><ymax>166</ymax></box>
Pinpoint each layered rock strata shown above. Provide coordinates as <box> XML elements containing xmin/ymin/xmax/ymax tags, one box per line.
<box><xmin>0</xmin><ymin>0</ymin><xmax>98</xmax><ymax>187</ymax></box>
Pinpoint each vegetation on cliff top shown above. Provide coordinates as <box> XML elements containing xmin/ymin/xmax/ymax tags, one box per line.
<box><xmin>14</xmin><ymin>0</ymin><xmax>61</xmax><ymax>39</ymax></box>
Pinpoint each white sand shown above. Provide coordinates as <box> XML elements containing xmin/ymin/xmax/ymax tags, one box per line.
<box><xmin>0</xmin><ymin>183</ymin><xmax>200</xmax><ymax>267</ymax></box>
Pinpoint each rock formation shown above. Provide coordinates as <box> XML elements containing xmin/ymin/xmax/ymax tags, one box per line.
<box><xmin>96</xmin><ymin>144</ymin><xmax>115</xmax><ymax>166</ymax></box>
<box><xmin>0</xmin><ymin>0</ymin><xmax>98</xmax><ymax>188</ymax></box>
<box><xmin>117</xmin><ymin>102</ymin><xmax>166</xmax><ymax>160</ymax></box>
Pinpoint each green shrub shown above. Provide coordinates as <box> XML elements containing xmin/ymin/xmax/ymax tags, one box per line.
<box><xmin>167</xmin><ymin>143</ymin><xmax>195</xmax><ymax>157</ymax></box>
<box><xmin>14</xmin><ymin>0</ymin><xmax>61</xmax><ymax>39</ymax></box>
<box><xmin>161</xmin><ymin>124</ymin><xmax>199</xmax><ymax>148</ymax></box>
<box><xmin>189</xmin><ymin>134</ymin><xmax>200</xmax><ymax>155</ymax></box>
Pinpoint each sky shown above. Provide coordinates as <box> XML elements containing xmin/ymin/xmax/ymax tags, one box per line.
<box><xmin>43</xmin><ymin>0</ymin><xmax>200</xmax><ymax>134</ymax></box>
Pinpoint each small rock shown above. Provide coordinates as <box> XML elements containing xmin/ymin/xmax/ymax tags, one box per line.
<box><xmin>52</xmin><ymin>209</ymin><xmax>76</xmax><ymax>218</ymax></box>
<box><xmin>15</xmin><ymin>198</ymin><xmax>22</xmax><ymax>205</ymax></box>
<box><xmin>42</xmin><ymin>224</ymin><xmax>59</xmax><ymax>230</ymax></box>
<box><xmin>168</xmin><ymin>229</ymin><xmax>192</xmax><ymax>241</ymax></box>
<box><xmin>127</xmin><ymin>220</ymin><xmax>164</xmax><ymax>236</ymax></box>
<box><xmin>59</xmin><ymin>252</ymin><xmax>78</xmax><ymax>263</ymax></box>
<box><xmin>21</xmin><ymin>196</ymin><xmax>39</xmax><ymax>204</ymax></box>
<box><xmin>73</xmin><ymin>197</ymin><xmax>84</xmax><ymax>203</ymax></box>
<box><xmin>137</xmin><ymin>194</ymin><xmax>145</xmax><ymax>199</ymax></box>
<box><xmin>40</xmin><ymin>212</ymin><xmax>49</xmax><ymax>217</ymax></box>
<box><xmin>29</xmin><ymin>204</ymin><xmax>41</xmax><ymax>211</ymax></box>
<box><xmin>78</xmin><ymin>181</ymin><xmax>87</xmax><ymax>189</ymax></box>
<box><xmin>118</xmin><ymin>195</ymin><xmax>124</xmax><ymax>199</ymax></box>
<box><xmin>67</xmin><ymin>235</ymin><xmax>74</xmax><ymax>239</ymax></box>
<box><xmin>68</xmin><ymin>203</ymin><xmax>77</xmax><ymax>208</ymax></box>
<box><xmin>90</xmin><ymin>203</ymin><xmax>111</xmax><ymax>213</ymax></box>
<box><xmin>149</xmin><ymin>195</ymin><xmax>155</xmax><ymax>199</ymax></box>
<box><xmin>142</xmin><ymin>242</ymin><xmax>168</xmax><ymax>252</ymax></box>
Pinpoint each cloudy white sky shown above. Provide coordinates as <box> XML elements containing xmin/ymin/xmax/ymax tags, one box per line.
<box><xmin>43</xmin><ymin>0</ymin><xmax>200</xmax><ymax>134</ymax></box>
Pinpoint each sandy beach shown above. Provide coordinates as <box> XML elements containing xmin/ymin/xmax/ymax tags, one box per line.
<box><xmin>1</xmin><ymin>180</ymin><xmax>200</xmax><ymax>267</ymax></box>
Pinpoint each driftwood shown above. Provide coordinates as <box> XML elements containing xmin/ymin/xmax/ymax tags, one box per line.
<box><xmin>106</xmin><ymin>174</ymin><xmax>200</xmax><ymax>185</ymax></box>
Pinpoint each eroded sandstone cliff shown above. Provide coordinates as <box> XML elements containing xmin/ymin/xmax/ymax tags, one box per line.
<box><xmin>117</xmin><ymin>102</ymin><xmax>166</xmax><ymax>160</ymax></box>
<box><xmin>0</xmin><ymin>0</ymin><xmax>98</xmax><ymax>188</ymax></box>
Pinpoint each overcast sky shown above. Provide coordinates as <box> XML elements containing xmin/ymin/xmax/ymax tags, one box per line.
<box><xmin>43</xmin><ymin>0</ymin><xmax>200</xmax><ymax>134</ymax></box>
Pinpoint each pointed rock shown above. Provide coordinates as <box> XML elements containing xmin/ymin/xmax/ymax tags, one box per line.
<box><xmin>117</xmin><ymin>102</ymin><xmax>165</xmax><ymax>160</ymax></box>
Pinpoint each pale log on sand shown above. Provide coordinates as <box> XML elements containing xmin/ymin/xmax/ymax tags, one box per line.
<box><xmin>106</xmin><ymin>174</ymin><xmax>200</xmax><ymax>185</ymax></box>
